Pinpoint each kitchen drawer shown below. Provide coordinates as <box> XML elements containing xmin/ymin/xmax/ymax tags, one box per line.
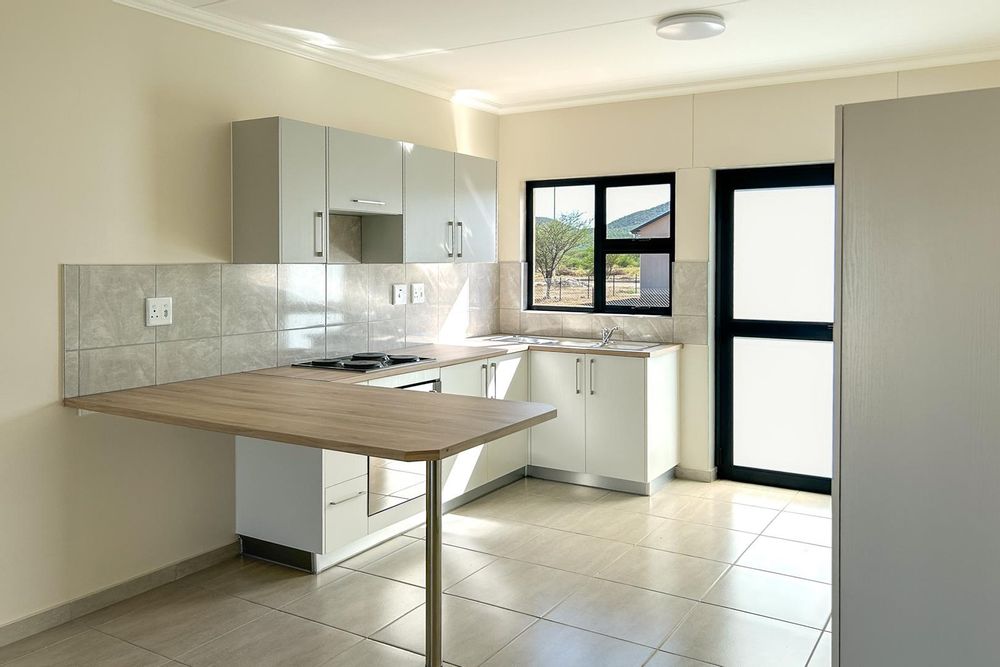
<box><xmin>323</xmin><ymin>450</ymin><xmax>367</xmax><ymax>487</ymax></box>
<box><xmin>367</xmin><ymin>367</ymin><xmax>440</xmax><ymax>388</ymax></box>
<box><xmin>324</xmin><ymin>476</ymin><xmax>368</xmax><ymax>554</ymax></box>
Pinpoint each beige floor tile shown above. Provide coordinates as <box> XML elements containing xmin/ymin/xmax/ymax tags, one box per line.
<box><xmin>545</xmin><ymin>578</ymin><xmax>695</xmax><ymax>648</ymax></box>
<box><xmin>703</xmin><ymin>566</ymin><xmax>831</xmax><ymax>629</ymax></box>
<box><xmin>521</xmin><ymin>478</ymin><xmax>611</xmax><ymax>502</ymax></box>
<box><xmin>809</xmin><ymin>632</ymin><xmax>832</xmax><ymax>667</ymax></box>
<box><xmin>323</xmin><ymin>639</ymin><xmax>427</xmax><ymax>666</ymax></box>
<box><xmin>175</xmin><ymin>555</ymin><xmax>256</xmax><ymax>588</ymax></box>
<box><xmin>372</xmin><ymin>594</ymin><xmax>535</xmax><ymax>666</ymax></box>
<box><xmin>549</xmin><ymin>504</ymin><xmax>667</xmax><ymax>543</ymax></box>
<box><xmin>461</xmin><ymin>493</ymin><xmax>580</xmax><ymax>528</ymax></box>
<box><xmin>177</xmin><ymin>610</ymin><xmax>362</xmax><ymax>666</ymax></box>
<box><xmin>785</xmin><ymin>491</ymin><xmax>833</xmax><ymax>518</ymax></box>
<box><xmin>764</xmin><ymin>512</ymin><xmax>833</xmax><ymax>547</ymax></box>
<box><xmin>446</xmin><ymin>558</ymin><xmax>586</xmax><ymax>616</ymax></box>
<box><xmin>663</xmin><ymin>603</ymin><xmax>820</xmax><ymax>667</ymax></box>
<box><xmin>596</xmin><ymin>547</ymin><xmax>729</xmax><ymax>600</ymax></box>
<box><xmin>3</xmin><ymin>629</ymin><xmax>169</xmax><ymax>667</ymax></box>
<box><xmin>482</xmin><ymin>619</ymin><xmax>653</xmax><ymax>667</ymax></box>
<box><xmin>361</xmin><ymin>541</ymin><xmax>496</xmax><ymax>588</ymax></box>
<box><xmin>340</xmin><ymin>536</ymin><xmax>419</xmax><ymax>570</ymax></box>
<box><xmin>437</xmin><ymin>514</ymin><xmax>550</xmax><ymax>557</ymax></box>
<box><xmin>93</xmin><ymin>584</ymin><xmax>268</xmax><ymax>659</ymax></box>
<box><xmin>77</xmin><ymin>582</ymin><xmax>189</xmax><ymax>628</ymax></box>
<box><xmin>654</xmin><ymin>479</ymin><xmax>712</xmax><ymax>497</ymax></box>
<box><xmin>694</xmin><ymin>481</ymin><xmax>796</xmax><ymax>510</ymax></box>
<box><xmin>673</xmin><ymin>498</ymin><xmax>779</xmax><ymax>533</ymax></box>
<box><xmin>0</xmin><ymin>621</ymin><xmax>88</xmax><ymax>664</ymax></box>
<box><xmin>507</xmin><ymin>528</ymin><xmax>631</xmax><ymax>575</ymax></box>
<box><xmin>281</xmin><ymin>572</ymin><xmax>424</xmax><ymax>637</ymax></box>
<box><xmin>199</xmin><ymin>560</ymin><xmax>351</xmax><ymax>608</ymax></box>
<box><xmin>736</xmin><ymin>536</ymin><xmax>832</xmax><ymax>584</ymax></box>
<box><xmin>644</xmin><ymin>651</ymin><xmax>717</xmax><ymax>666</ymax></box>
<box><xmin>646</xmin><ymin>493</ymin><xmax>701</xmax><ymax>519</ymax></box>
<box><xmin>639</xmin><ymin>519</ymin><xmax>757</xmax><ymax>563</ymax></box>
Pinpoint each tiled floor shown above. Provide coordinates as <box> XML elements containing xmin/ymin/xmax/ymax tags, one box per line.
<box><xmin>0</xmin><ymin>477</ymin><xmax>833</xmax><ymax>666</ymax></box>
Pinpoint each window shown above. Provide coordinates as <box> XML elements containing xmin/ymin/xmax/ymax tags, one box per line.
<box><xmin>526</xmin><ymin>173</ymin><xmax>675</xmax><ymax>314</ymax></box>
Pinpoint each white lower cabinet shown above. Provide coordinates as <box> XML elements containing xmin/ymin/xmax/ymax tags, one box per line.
<box><xmin>585</xmin><ymin>355</ymin><xmax>646</xmax><ymax>481</ymax></box>
<box><xmin>324</xmin><ymin>476</ymin><xmax>368</xmax><ymax>554</ymax></box>
<box><xmin>528</xmin><ymin>352</ymin><xmax>586</xmax><ymax>472</ymax></box>
<box><xmin>439</xmin><ymin>360</ymin><xmax>489</xmax><ymax>500</ymax></box>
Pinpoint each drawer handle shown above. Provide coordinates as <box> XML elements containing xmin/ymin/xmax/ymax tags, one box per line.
<box><xmin>352</xmin><ymin>199</ymin><xmax>386</xmax><ymax>206</ymax></box>
<box><xmin>590</xmin><ymin>358</ymin><xmax>595</xmax><ymax>395</ymax></box>
<box><xmin>575</xmin><ymin>357</ymin><xmax>581</xmax><ymax>394</ymax></box>
<box><xmin>328</xmin><ymin>490</ymin><xmax>364</xmax><ymax>506</ymax></box>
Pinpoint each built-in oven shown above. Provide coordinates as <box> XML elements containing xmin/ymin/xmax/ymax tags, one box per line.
<box><xmin>367</xmin><ymin>377</ymin><xmax>439</xmax><ymax>516</ymax></box>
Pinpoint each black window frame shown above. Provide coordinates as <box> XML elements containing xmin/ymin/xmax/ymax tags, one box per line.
<box><xmin>525</xmin><ymin>172</ymin><xmax>676</xmax><ymax>316</ymax></box>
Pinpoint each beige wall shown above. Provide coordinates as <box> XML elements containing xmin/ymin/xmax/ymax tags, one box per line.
<box><xmin>498</xmin><ymin>60</ymin><xmax>1000</xmax><ymax>474</ymax></box>
<box><xmin>0</xmin><ymin>0</ymin><xmax>497</xmax><ymax>628</ymax></box>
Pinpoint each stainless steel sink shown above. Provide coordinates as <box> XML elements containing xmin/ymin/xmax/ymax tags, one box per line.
<box><xmin>486</xmin><ymin>335</ymin><xmax>657</xmax><ymax>352</ymax></box>
<box><xmin>486</xmin><ymin>334</ymin><xmax>561</xmax><ymax>345</ymax></box>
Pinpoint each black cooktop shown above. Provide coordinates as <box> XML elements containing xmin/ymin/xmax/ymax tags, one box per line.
<box><xmin>292</xmin><ymin>352</ymin><xmax>435</xmax><ymax>373</ymax></box>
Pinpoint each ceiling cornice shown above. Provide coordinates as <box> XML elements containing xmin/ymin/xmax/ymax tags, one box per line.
<box><xmin>115</xmin><ymin>0</ymin><xmax>1000</xmax><ymax>117</ymax></box>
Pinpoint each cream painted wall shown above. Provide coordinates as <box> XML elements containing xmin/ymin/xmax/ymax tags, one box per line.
<box><xmin>497</xmin><ymin>60</ymin><xmax>1000</xmax><ymax>474</ymax></box>
<box><xmin>0</xmin><ymin>1</ymin><xmax>497</xmax><ymax>627</ymax></box>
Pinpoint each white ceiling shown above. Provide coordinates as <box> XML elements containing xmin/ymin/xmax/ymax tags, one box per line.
<box><xmin>123</xmin><ymin>0</ymin><xmax>1000</xmax><ymax>112</ymax></box>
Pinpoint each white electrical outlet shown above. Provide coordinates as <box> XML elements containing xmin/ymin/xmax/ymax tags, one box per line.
<box><xmin>392</xmin><ymin>284</ymin><xmax>408</xmax><ymax>306</ymax></box>
<box><xmin>411</xmin><ymin>283</ymin><xmax>426</xmax><ymax>304</ymax></box>
<box><xmin>145</xmin><ymin>297</ymin><xmax>173</xmax><ymax>326</ymax></box>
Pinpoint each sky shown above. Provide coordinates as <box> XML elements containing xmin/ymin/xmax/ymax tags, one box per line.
<box><xmin>533</xmin><ymin>183</ymin><xmax>671</xmax><ymax>226</ymax></box>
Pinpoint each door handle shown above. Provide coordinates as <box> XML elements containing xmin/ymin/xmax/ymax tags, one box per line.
<box><xmin>352</xmin><ymin>199</ymin><xmax>386</xmax><ymax>206</ymax></box>
<box><xmin>589</xmin><ymin>358</ymin><xmax>595</xmax><ymax>395</ymax></box>
<box><xmin>446</xmin><ymin>221</ymin><xmax>455</xmax><ymax>258</ymax></box>
<box><xmin>314</xmin><ymin>211</ymin><xmax>325</xmax><ymax>257</ymax></box>
<box><xmin>575</xmin><ymin>358</ymin><xmax>581</xmax><ymax>394</ymax></box>
<box><xmin>456</xmin><ymin>221</ymin><xmax>464</xmax><ymax>258</ymax></box>
<box><xmin>328</xmin><ymin>490</ymin><xmax>364</xmax><ymax>506</ymax></box>
<box><xmin>489</xmin><ymin>362</ymin><xmax>497</xmax><ymax>399</ymax></box>
<box><xmin>482</xmin><ymin>363</ymin><xmax>488</xmax><ymax>397</ymax></box>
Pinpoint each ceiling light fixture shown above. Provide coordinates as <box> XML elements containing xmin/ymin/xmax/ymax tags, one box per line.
<box><xmin>656</xmin><ymin>12</ymin><xmax>726</xmax><ymax>40</ymax></box>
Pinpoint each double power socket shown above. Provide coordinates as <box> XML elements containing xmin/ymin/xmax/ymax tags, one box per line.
<box><xmin>392</xmin><ymin>283</ymin><xmax>425</xmax><ymax>306</ymax></box>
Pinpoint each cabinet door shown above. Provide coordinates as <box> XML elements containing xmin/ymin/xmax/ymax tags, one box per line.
<box><xmin>328</xmin><ymin>128</ymin><xmax>403</xmax><ymax>215</ymax></box>
<box><xmin>404</xmin><ymin>145</ymin><xmax>455</xmax><ymax>263</ymax></box>
<box><xmin>488</xmin><ymin>352</ymin><xmax>529</xmax><ymax>479</ymax></box>
<box><xmin>454</xmin><ymin>154</ymin><xmax>497</xmax><ymax>263</ymax></box>
<box><xmin>529</xmin><ymin>351</ymin><xmax>586</xmax><ymax>472</ymax></box>
<box><xmin>440</xmin><ymin>360</ymin><xmax>489</xmax><ymax>499</ymax></box>
<box><xmin>585</xmin><ymin>354</ymin><xmax>646</xmax><ymax>482</ymax></box>
<box><xmin>279</xmin><ymin>119</ymin><xmax>327</xmax><ymax>263</ymax></box>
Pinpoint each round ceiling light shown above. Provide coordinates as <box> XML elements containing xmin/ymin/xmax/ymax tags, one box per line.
<box><xmin>656</xmin><ymin>12</ymin><xmax>726</xmax><ymax>40</ymax></box>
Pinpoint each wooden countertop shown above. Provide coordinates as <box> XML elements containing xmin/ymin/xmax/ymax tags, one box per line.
<box><xmin>64</xmin><ymin>372</ymin><xmax>555</xmax><ymax>462</ymax></box>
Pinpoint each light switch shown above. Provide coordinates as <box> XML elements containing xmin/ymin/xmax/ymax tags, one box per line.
<box><xmin>411</xmin><ymin>283</ymin><xmax>426</xmax><ymax>304</ymax></box>
<box><xmin>392</xmin><ymin>284</ymin><xmax>408</xmax><ymax>305</ymax></box>
<box><xmin>145</xmin><ymin>297</ymin><xmax>173</xmax><ymax>326</ymax></box>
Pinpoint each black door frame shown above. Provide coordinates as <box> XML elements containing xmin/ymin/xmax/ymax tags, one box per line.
<box><xmin>715</xmin><ymin>164</ymin><xmax>834</xmax><ymax>494</ymax></box>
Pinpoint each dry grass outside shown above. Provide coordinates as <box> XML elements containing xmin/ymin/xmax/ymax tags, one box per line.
<box><xmin>531</xmin><ymin>273</ymin><xmax>643</xmax><ymax>307</ymax></box>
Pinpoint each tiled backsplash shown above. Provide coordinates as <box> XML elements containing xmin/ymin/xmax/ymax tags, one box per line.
<box><xmin>62</xmin><ymin>262</ymin><xmax>499</xmax><ymax>398</ymax></box>
<box><xmin>62</xmin><ymin>259</ymin><xmax>709</xmax><ymax>398</ymax></box>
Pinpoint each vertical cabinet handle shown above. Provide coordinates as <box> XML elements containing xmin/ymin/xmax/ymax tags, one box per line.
<box><xmin>457</xmin><ymin>221</ymin><xmax>464</xmax><ymax>258</ymax></box>
<box><xmin>482</xmin><ymin>363</ymin><xmax>488</xmax><ymax>398</ymax></box>
<box><xmin>489</xmin><ymin>362</ymin><xmax>497</xmax><ymax>399</ymax></box>
<box><xmin>589</xmin><ymin>358</ymin><xmax>595</xmax><ymax>395</ymax></box>
<box><xmin>314</xmin><ymin>211</ymin><xmax>325</xmax><ymax>257</ymax></box>
<box><xmin>575</xmin><ymin>358</ymin><xmax>581</xmax><ymax>394</ymax></box>
<box><xmin>447</xmin><ymin>221</ymin><xmax>454</xmax><ymax>258</ymax></box>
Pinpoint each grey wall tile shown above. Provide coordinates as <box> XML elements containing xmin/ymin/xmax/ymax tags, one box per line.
<box><xmin>156</xmin><ymin>337</ymin><xmax>221</xmax><ymax>384</ymax></box>
<box><xmin>521</xmin><ymin>311</ymin><xmax>563</xmax><ymax>337</ymax></box>
<box><xmin>469</xmin><ymin>263</ymin><xmax>499</xmax><ymax>308</ymax></box>
<box><xmin>672</xmin><ymin>262</ymin><xmax>708</xmax><ymax>316</ymax></box>
<box><xmin>438</xmin><ymin>304</ymin><xmax>470</xmax><ymax>342</ymax></box>
<box><xmin>222</xmin><ymin>264</ymin><xmax>277</xmax><ymax>335</ymax></box>
<box><xmin>591</xmin><ymin>315</ymin><xmax>625</xmax><ymax>341</ymax></box>
<box><xmin>327</xmin><ymin>264</ymin><xmax>369</xmax><ymax>325</ymax></box>
<box><xmin>498</xmin><ymin>309</ymin><xmax>520</xmax><ymax>334</ymax></box>
<box><xmin>64</xmin><ymin>265</ymin><xmax>79</xmax><ymax>351</ymax></box>
<box><xmin>79</xmin><ymin>265</ymin><xmax>155</xmax><ymax>349</ymax></box>
<box><xmin>499</xmin><ymin>262</ymin><xmax>523</xmax><ymax>310</ymax></box>
<box><xmin>328</xmin><ymin>214</ymin><xmax>362</xmax><ymax>264</ymax></box>
<box><xmin>405</xmin><ymin>263</ymin><xmax>440</xmax><ymax>306</ymax></box>
<box><xmin>278</xmin><ymin>326</ymin><xmax>326</xmax><ymax>365</ymax></box>
<box><xmin>562</xmin><ymin>313</ymin><xmax>593</xmax><ymax>339</ymax></box>
<box><xmin>326</xmin><ymin>323</ymin><xmax>369</xmax><ymax>357</ymax></box>
<box><xmin>222</xmin><ymin>332</ymin><xmax>277</xmax><ymax>374</ymax></box>
<box><xmin>369</xmin><ymin>319</ymin><xmax>405</xmax><ymax>352</ymax></box>
<box><xmin>469</xmin><ymin>308</ymin><xmax>497</xmax><ymax>337</ymax></box>
<box><xmin>405</xmin><ymin>305</ymin><xmax>438</xmax><ymax>345</ymax></box>
<box><xmin>438</xmin><ymin>263</ymin><xmax>470</xmax><ymax>313</ymax></box>
<box><xmin>673</xmin><ymin>315</ymin><xmax>708</xmax><ymax>345</ymax></box>
<box><xmin>369</xmin><ymin>264</ymin><xmax>406</xmax><ymax>322</ymax></box>
<box><xmin>278</xmin><ymin>264</ymin><xmax>326</xmax><ymax>330</ymax></box>
<box><xmin>79</xmin><ymin>344</ymin><xmax>155</xmax><ymax>394</ymax></box>
<box><xmin>64</xmin><ymin>351</ymin><xmax>79</xmax><ymax>398</ymax></box>
<box><xmin>155</xmin><ymin>264</ymin><xmax>221</xmax><ymax>342</ymax></box>
<box><xmin>622</xmin><ymin>315</ymin><xmax>674</xmax><ymax>343</ymax></box>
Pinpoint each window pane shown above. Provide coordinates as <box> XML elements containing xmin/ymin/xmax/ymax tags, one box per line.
<box><xmin>532</xmin><ymin>185</ymin><xmax>595</xmax><ymax>308</ymax></box>
<box><xmin>732</xmin><ymin>337</ymin><xmax>833</xmax><ymax>478</ymax></box>
<box><xmin>605</xmin><ymin>253</ymin><xmax>670</xmax><ymax>310</ymax></box>
<box><xmin>606</xmin><ymin>183</ymin><xmax>672</xmax><ymax>239</ymax></box>
<box><xmin>732</xmin><ymin>185</ymin><xmax>835</xmax><ymax>322</ymax></box>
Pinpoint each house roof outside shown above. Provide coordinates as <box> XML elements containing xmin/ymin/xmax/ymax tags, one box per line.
<box><xmin>607</xmin><ymin>202</ymin><xmax>671</xmax><ymax>238</ymax></box>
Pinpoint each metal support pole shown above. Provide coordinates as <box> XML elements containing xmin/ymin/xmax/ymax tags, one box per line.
<box><xmin>425</xmin><ymin>459</ymin><xmax>443</xmax><ymax>667</ymax></box>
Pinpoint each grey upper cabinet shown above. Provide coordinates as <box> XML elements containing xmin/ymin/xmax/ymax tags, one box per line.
<box><xmin>232</xmin><ymin>117</ymin><xmax>327</xmax><ymax>264</ymax></box>
<box><xmin>454</xmin><ymin>153</ymin><xmax>498</xmax><ymax>263</ymax></box>
<box><xmin>403</xmin><ymin>145</ymin><xmax>456</xmax><ymax>263</ymax></box>
<box><xmin>328</xmin><ymin>128</ymin><xmax>403</xmax><ymax>215</ymax></box>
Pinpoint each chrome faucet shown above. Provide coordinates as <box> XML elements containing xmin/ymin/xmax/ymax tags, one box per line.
<box><xmin>600</xmin><ymin>326</ymin><xmax>620</xmax><ymax>346</ymax></box>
